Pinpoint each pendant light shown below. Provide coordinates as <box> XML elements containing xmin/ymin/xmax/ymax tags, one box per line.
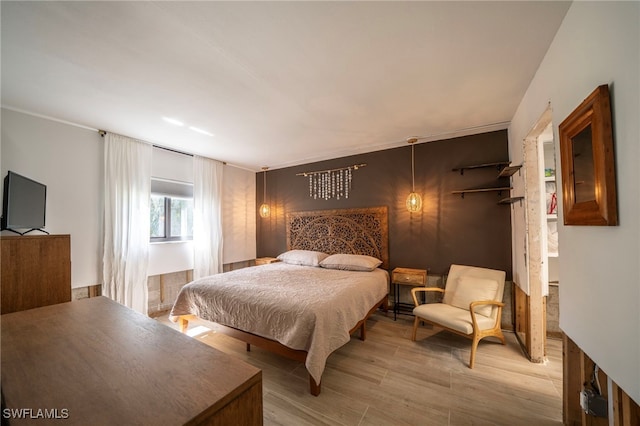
<box><xmin>259</xmin><ymin>167</ymin><xmax>270</xmax><ymax>218</ymax></box>
<box><xmin>406</xmin><ymin>138</ymin><xmax>423</xmax><ymax>212</ymax></box>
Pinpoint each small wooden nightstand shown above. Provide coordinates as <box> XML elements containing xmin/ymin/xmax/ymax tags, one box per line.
<box><xmin>391</xmin><ymin>267</ymin><xmax>427</xmax><ymax>320</ymax></box>
<box><xmin>255</xmin><ymin>257</ymin><xmax>279</xmax><ymax>266</ymax></box>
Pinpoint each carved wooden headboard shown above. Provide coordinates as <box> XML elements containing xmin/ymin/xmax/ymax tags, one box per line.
<box><xmin>286</xmin><ymin>206</ymin><xmax>389</xmax><ymax>269</ymax></box>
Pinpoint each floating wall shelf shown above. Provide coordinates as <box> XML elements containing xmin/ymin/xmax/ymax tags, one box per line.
<box><xmin>451</xmin><ymin>160</ymin><xmax>514</xmax><ymax>199</ymax></box>
<box><xmin>451</xmin><ymin>187</ymin><xmax>512</xmax><ymax>198</ymax></box>
<box><xmin>498</xmin><ymin>196</ymin><xmax>525</xmax><ymax>205</ymax></box>
<box><xmin>452</xmin><ymin>161</ymin><xmax>510</xmax><ymax>175</ymax></box>
<box><xmin>498</xmin><ymin>164</ymin><xmax>522</xmax><ymax>177</ymax></box>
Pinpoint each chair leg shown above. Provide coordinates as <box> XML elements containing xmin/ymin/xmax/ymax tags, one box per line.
<box><xmin>411</xmin><ymin>316</ymin><xmax>420</xmax><ymax>341</ymax></box>
<box><xmin>469</xmin><ymin>335</ymin><xmax>480</xmax><ymax>369</ymax></box>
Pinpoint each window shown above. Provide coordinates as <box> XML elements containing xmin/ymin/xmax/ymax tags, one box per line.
<box><xmin>150</xmin><ymin>179</ymin><xmax>194</xmax><ymax>242</ymax></box>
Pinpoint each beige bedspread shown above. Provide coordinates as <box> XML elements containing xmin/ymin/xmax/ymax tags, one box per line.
<box><xmin>170</xmin><ymin>262</ymin><xmax>389</xmax><ymax>384</ymax></box>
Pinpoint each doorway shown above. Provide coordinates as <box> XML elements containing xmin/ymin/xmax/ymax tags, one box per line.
<box><xmin>514</xmin><ymin>106</ymin><xmax>560</xmax><ymax>362</ymax></box>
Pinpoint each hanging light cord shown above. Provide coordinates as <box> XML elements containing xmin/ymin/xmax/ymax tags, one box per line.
<box><xmin>411</xmin><ymin>142</ymin><xmax>416</xmax><ymax>191</ymax></box>
<box><xmin>263</xmin><ymin>170</ymin><xmax>267</xmax><ymax>203</ymax></box>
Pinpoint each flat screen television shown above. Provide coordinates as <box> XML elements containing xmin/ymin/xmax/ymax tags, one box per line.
<box><xmin>1</xmin><ymin>171</ymin><xmax>47</xmax><ymax>235</ymax></box>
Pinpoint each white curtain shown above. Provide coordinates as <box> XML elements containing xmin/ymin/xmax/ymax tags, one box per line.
<box><xmin>102</xmin><ymin>133</ymin><xmax>152</xmax><ymax>315</ymax></box>
<box><xmin>193</xmin><ymin>155</ymin><xmax>224</xmax><ymax>280</ymax></box>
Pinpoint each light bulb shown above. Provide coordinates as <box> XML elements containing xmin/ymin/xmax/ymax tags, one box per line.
<box><xmin>406</xmin><ymin>192</ymin><xmax>422</xmax><ymax>212</ymax></box>
<box><xmin>259</xmin><ymin>203</ymin><xmax>270</xmax><ymax>218</ymax></box>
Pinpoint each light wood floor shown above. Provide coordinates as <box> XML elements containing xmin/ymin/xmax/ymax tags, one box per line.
<box><xmin>156</xmin><ymin>312</ymin><xmax>563</xmax><ymax>425</ymax></box>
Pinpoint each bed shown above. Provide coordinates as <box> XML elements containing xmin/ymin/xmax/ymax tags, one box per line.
<box><xmin>170</xmin><ymin>206</ymin><xmax>390</xmax><ymax>396</ymax></box>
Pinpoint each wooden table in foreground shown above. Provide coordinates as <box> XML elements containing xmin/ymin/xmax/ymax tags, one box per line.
<box><xmin>1</xmin><ymin>297</ymin><xmax>262</xmax><ymax>425</ymax></box>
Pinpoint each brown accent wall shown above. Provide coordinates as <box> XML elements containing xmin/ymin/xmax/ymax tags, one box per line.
<box><xmin>257</xmin><ymin>130</ymin><xmax>512</xmax><ymax>278</ymax></box>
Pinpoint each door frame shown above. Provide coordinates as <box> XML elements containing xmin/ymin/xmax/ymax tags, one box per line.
<box><xmin>515</xmin><ymin>106</ymin><xmax>553</xmax><ymax>363</ymax></box>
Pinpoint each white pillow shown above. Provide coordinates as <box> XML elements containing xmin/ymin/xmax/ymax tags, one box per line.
<box><xmin>276</xmin><ymin>250</ymin><xmax>328</xmax><ymax>266</ymax></box>
<box><xmin>450</xmin><ymin>276</ymin><xmax>499</xmax><ymax>317</ymax></box>
<box><xmin>319</xmin><ymin>254</ymin><xmax>382</xmax><ymax>272</ymax></box>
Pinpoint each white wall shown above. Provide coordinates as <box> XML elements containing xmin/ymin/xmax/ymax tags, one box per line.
<box><xmin>2</xmin><ymin>108</ymin><xmax>258</xmax><ymax>286</ymax></box>
<box><xmin>1</xmin><ymin>108</ymin><xmax>103</xmax><ymax>288</ymax></box>
<box><xmin>147</xmin><ymin>146</ymin><xmax>257</xmax><ymax>275</ymax></box>
<box><xmin>509</xmin><ymin>2</ymin><xmax>639</xmax><ymax>403</ymax></box>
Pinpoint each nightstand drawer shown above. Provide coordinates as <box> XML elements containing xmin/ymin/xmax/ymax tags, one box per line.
<box><xmin>255</xmin><ymin>257</ymin><xmax>279</xmax><ymax>265</ymax></box>
<box><xmin>392</xmin><ymin>268</ymin><xmax>427</xmax><ymax>286</ymax></box>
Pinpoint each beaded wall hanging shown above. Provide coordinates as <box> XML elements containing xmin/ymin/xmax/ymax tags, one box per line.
<box><xmin>296</xmin><ymin>163</ymin><xmax>366</xmax><ymax>200</ymax></box>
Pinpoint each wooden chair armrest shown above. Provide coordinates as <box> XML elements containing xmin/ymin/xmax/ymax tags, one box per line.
<box><xmin>469</xmin><ymin>300</ymin><xmax>505</xmax><ymax>309</ymax></box>
<box><xmin>411</xmin><ymin>287</ymin><xmax>444</xmax><ymax>307</ymax></box>
<box><xmin>468</xmin><ymin>300</ymin><xmax>505</xmax><ymax>329</ymax></box>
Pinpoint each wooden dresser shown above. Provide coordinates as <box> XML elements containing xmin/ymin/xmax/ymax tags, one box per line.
<box><xmin>1</xmin><ymin>297</ymin><xmax>263</xmax><ymax>425</ymax></box>
<box><xmin>1</xmin><ymin>234</ymin><xmax>71</xmax><ymax>314</ymax></box>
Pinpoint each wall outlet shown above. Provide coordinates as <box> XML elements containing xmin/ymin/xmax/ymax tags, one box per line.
<box><xmin>580</xmin><ymin>388</ymin><xmax>608</xmax><ymax>418</ymax></box>
<box><xmin>580</xmin><ymin>389</ymin><xmax>589</xmax><ymax>411</ymax></box>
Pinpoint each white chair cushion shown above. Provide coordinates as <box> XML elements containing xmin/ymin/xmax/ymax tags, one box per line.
<box><xmin>442</xmin><ymin>264</ymin><xmax>506</xmax><ymax>307</ymax></box>
<box><xmin>413</xmin><ymin>303</ymin><xmax>497</xmax><ymax>335</ymax></box>
<box><xmin>449</xmin><ymin>276</ymin><xmax>499</xmax><ymax>317</ymax></box>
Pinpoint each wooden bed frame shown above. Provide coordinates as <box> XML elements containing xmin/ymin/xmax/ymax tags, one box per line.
<box><xmin>175</xmin><ymin>206</ymin><xmax>390</xmax><ymax>396</ymax></box>
<box><xmin>286</xmin><ymin>206</ymin><xmax>389</xmax><ymax>270</ymax></box>
<box><xmin>176</xmin><ymin>295</ymin><xmax>388</xmax><ymax>396</ymax></box>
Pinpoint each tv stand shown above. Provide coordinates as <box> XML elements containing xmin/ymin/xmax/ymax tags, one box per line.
<box><xmin>2</xmin><ymin>227</ymin><xmax>49</xmax><ymax>236</ymax></box>
<box><xmin>1</xmin><ymin>234</ymin><xmax>71</xmax><ymax>314</ymax></box>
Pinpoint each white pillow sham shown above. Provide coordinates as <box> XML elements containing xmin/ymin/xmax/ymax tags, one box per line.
<box><xmin>319</xmin><ymin>253</ymin><xmax>382</xmax><ymax>272</ymax></box>
<box><xmin>276</xmin><ymin>250</ymin><xmax>328</xmax><ymax>267</ymax></box>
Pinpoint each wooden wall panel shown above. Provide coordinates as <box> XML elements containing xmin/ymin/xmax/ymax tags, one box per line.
<box><xmin>613</xmin><ymin>384</ymin><xmax>640</xmax><ymax>426</ymax></box>
<box><xmin>564</xmin><ymin>334</ymin><xmax>639</xmax><ymax>426</ymax></box>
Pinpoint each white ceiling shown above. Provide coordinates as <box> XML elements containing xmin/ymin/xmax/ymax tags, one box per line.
<box><xmin>1</xmin><ymin>1</ymin><xmax>570</xmax><ymax>171</ymax></box>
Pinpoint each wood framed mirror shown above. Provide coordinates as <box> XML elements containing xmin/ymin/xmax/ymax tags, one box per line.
<box><xmin>559</xmin><ymin>84</ymin><xmax>617</xmax><ymax>225</ymax></box>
